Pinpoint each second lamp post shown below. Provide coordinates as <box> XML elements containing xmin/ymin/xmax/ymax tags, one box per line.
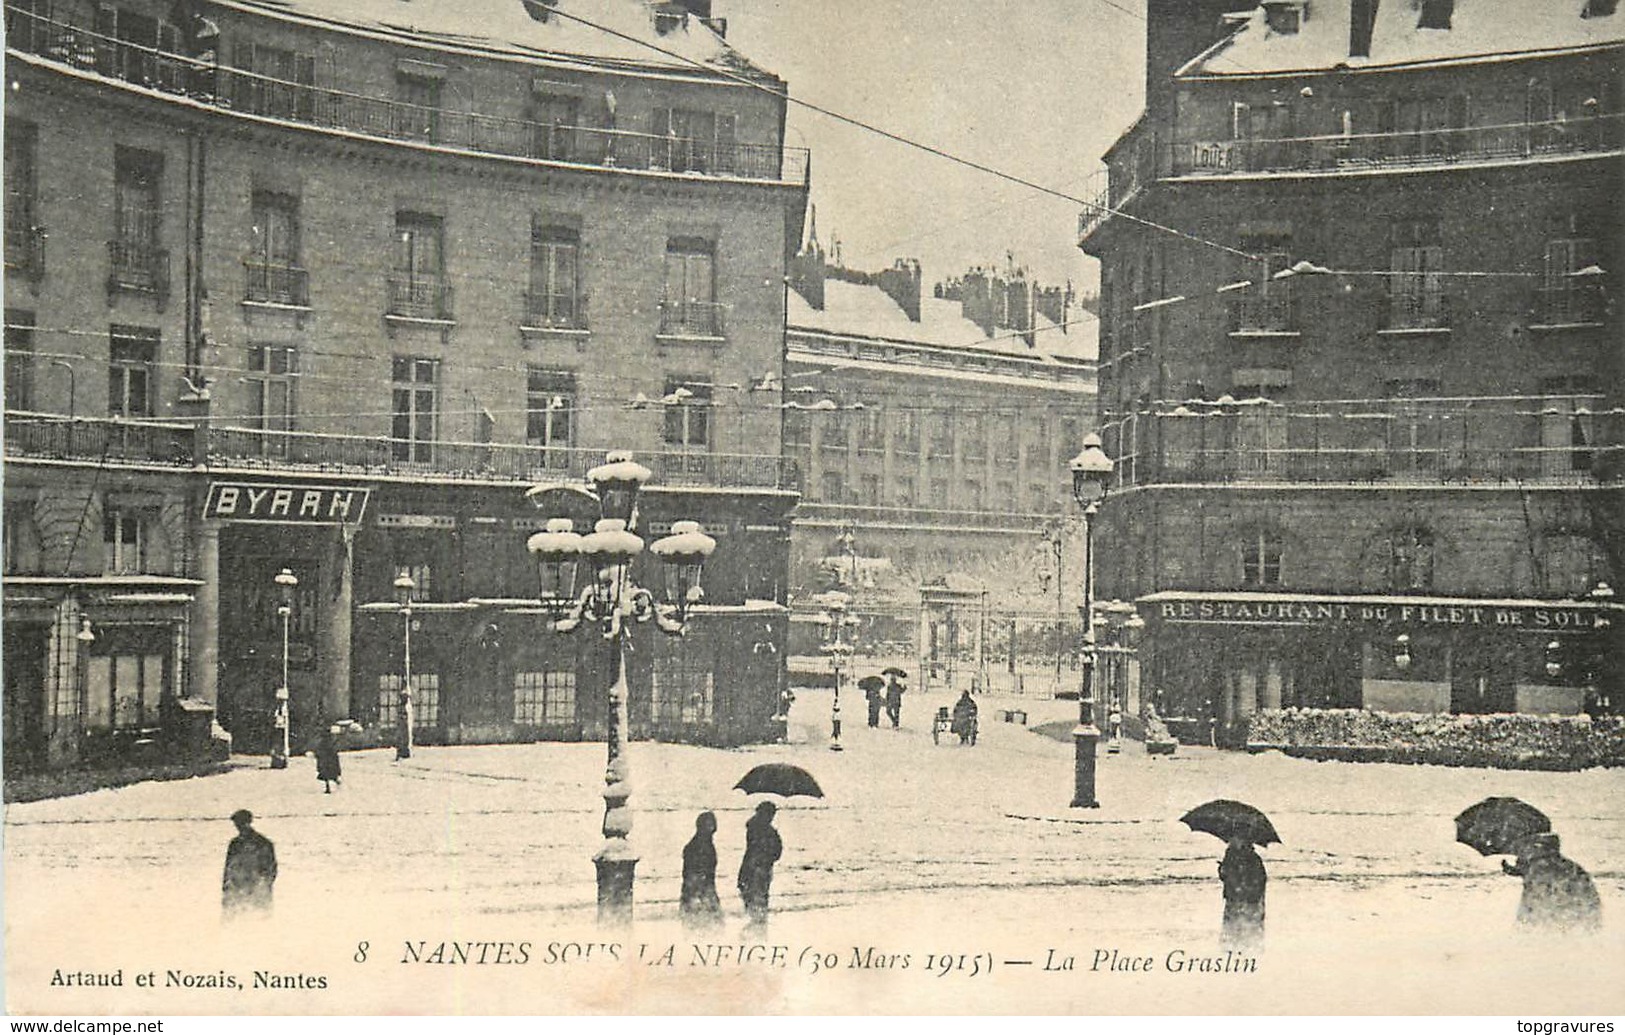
<box><xmin>393</xmin><ymin>572</ymin><xmax>416</xmax><ymax>761</ymax></box>
<box><xmin>1068</xmin><ymin>433</ymin><xmax>1113</xmax><ymax>808</ymax></box>
<box><xmin>271</xmin><ymin>567</ymin><xmax>298</xmax><ymax>769</ymax></box>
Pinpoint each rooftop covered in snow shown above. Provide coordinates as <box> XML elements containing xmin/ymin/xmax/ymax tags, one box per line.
<box><xmin>789</xmin><ymin>278</ymin><xmax>1098</xmax><ymax>364</ymax></box>
<box><xmin>218</xmin><ymin>0</ymin><xmax>779</xmax><ymax>80</ymax></box>
<box><xmin>1182</xmin><ymin>0</ymin><xmax>1622</xmax><ymax>77</ymax></box>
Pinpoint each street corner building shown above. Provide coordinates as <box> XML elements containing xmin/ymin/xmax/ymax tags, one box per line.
<box><xmin>2</xmin><ymin>0</ymin><xmax>809</xmax><ymax>772</ymax></box>
<box><xmin>1077</xmin><ymin>0</ymin><xmax>1624</xmax><ymax>761</ymax></box>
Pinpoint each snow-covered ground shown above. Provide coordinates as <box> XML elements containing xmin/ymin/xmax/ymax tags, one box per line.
<box><xmin>6</xmin><ymin>685</ymin><xmax>1623</xmax><ymax>1015</ymax></box>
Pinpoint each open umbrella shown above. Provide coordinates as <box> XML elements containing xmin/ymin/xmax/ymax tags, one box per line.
<box><xmin>1454</xmin><ymin>797</ymin><xmax>1550</xmax><ymax>856</ymax></box>
<box><xmin>857</xmin><ymin>675</ymin><xmax>886</xmax><ymax>693</ymax></box>
<box><xmin>881</xmin><ymin>667</ymin><xmax>909</xmax><ymax>679</ymax></box>
<box><xmin>734</xmin><ymin>763</ymin><xmax>824</xmax><ymax>799</ymax></box>
<box><xmin>1181</xmin><ymin>799</ymin><xmax>1281</xmax><ymax>846</ymax></box>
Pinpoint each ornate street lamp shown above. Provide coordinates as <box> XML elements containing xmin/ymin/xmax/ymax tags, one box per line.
<box><xmin>526</xmin><ymin>450</ymin><xmax>715</xmax><ymax>925</ymax></box>
<box><xmin>818</xmin><ymin>590</ymin><xmax>857</xmax><ymax>751</ymax></box>
<box><xmin>1068</xmin><ymin>433</ymin><xmax>1112</xmax><ymax>808</ymax></box>
<box><xmin>393</xmin><ymin>572</ymin><xmax>416</xmax><ymax>761</ymax></box>
<box><xmin>271</xmin><ymin>568</ymin><xmax>298</xmax><ymax>769</ymax></box>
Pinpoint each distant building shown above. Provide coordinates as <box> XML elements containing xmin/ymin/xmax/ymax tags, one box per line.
<box><xmin>783</xmin><ymin>237</ymin><xmax>1097</xmax><ymax>682</ymax></box>
<box><xmin>2</xmin><ymin>0</ymin><xmax>808</xmax><ymax>770</ymax></box>
<box><xmin>1079</xmin><ymin>0</ymin><xmax>1623</xmax><ymax>744</ymax></box>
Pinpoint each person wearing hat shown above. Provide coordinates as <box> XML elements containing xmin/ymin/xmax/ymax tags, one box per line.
<box><xmin>1503</xmin><ymin>832</ymin><xmax>1601</xmax><ymax>932</ymax></box>
<box><xmin>222</xmin><ymin>809</ymin><xmax>277</xmax><ymax>918</ymax></box>
<box><xmin>737</xmin><ymin>802</ymin><xmax>782</xmax><ymax>934</ymax></box>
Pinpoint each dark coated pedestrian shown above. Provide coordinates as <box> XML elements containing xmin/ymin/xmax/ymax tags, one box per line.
<box><xmin>737</xmin><ymin>802</ymin><xmax>782</xmax><ymax>934</ymax></box>
<box><xmin>884</xmin><ymin>674</ymin><xmax>905</xmax><ymax>729</ymax></box>
<box><xmin>314</xmin><ymin>727</ymin><xmax>342</xmax><ymax>793</ymax></box>
<box><xmin>1219</xmin><ymin>836</ymin><xmax>1266</xmax><ymax>947</ymax></box>
<box><xmin>1504</xmin><ymin>833</ymin><xmax>1602</xmax><ymax>932</ymax></box>
<box><xmin>222</xmin><ymin>809</ymin><xmax>277</xmax><ymax>919</ymax></box>
<box><xmin>865</xmin><ymin>683</ymin><xmax>884</xmax><ymax>728</ymax></box>
<box><xmin>680</xmin><ymin>811</ymin><xmax>723</xmax><ymax>930</ymax></box>
<box><xmin>951</xmin><ymin>689</ymin><xmax>979</xmax><ymax>745</ymax></box>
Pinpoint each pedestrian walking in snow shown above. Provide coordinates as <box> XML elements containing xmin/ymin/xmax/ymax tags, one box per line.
<box><xmin>680</xmin><ymin>811</ymin><xmax>723</xmax><ymax>930</ymax></box>
<box><xmin>1219</xmin><ymin>836</ymin><xmax>1266</xmax><ymax>947</ymax></box>
<box><xmin>737</xmin><ymin>802</ymin><xmax>782</xmax><ymax>934</ymax></box>
<box><xmin>884</xmin><ymin>673</ymin><xmax>906</xmax><ymax>729</ymax></box>
<box><xmin>314</xmin><ymin>728</ymin><xmax>342</xmax><ymax>793</ymax></box>
<box><xmin>222</xmin><ymin>809</ymin><xmax>277</xmax><ymax>919</ymax></box>
<box><xmin>1504</xmin><ymin>832</ymin><xmax>1602</xmax><ymax>932</ymax></box>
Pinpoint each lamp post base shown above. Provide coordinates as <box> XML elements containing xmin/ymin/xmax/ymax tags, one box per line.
<box><xmin>269</xmin><ymin>753</ymin><xmax>288</xmax><ymax>770</ymax></box>
<box><xmin>594</xmin><ymin>857</ymin><xmax>637</xmax><ymax>926</ymax></box>
<box><xmin>1071</xmin><ymin>723</ymin><xmax>1101</xmax><ymax>809</ymax></box>
<box><xmin>396</xmin><ymin>745</ymin><xmax>411</xmax><ymax>761</ymax></box>
<box><xmin>830</xmin><ymin>717</ymin><xmax>842</xmax><ymax>750</ymax></box>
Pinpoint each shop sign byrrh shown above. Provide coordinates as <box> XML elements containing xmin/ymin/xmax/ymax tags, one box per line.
<box><xmin>203</xmin><ymin>482</ymin><xmax>370</xmax><ymax>524</ymax></box>
<box><xmin>1152</xmin><ymin>597</ymin><xmax>1605</xmax><ymax>631</ymax></box>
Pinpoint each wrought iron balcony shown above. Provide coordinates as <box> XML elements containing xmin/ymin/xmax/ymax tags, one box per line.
<box><xmin>387</xmin><ymin>275</ymin><xmax>454</xmax><ymax>321</ymax></box>
<box><xmin>1100</xmin><ymin>395</ymin><xmax>1621</xmax><ymax>489</ymax></box>
<box><xmin>1228</xmin><ymin>290</ymin><xmax>1297</xmax><ymax>335</ymax></box>
<box><xmin>1536</xmin><ymin>284</ymin><xmax>1608</xmax><ymax>327</ymax></box>
<box><xmin>3</xmin><ymin>411</ymin><xmax>802</xmax><ymax>491</ymax></box>
<box><xmin>244</xmin><ymin>260</ymin><xmax>310</xmax><ymax>307</ymax></box>
<box><xmin>658</xmin><ymin>300</ymin><xmax>725</xmax><ymax>339</ymax></box>
<box><xmin>5</xmin><ymin>6</ymin><xmax>812</xmax><ymax>187</ymax></box>
<box><xmin>1382</xmin><ymin>290</ymin><xmax>1453</xmax><ymax>332</ymax></box>
<box><xmin>523</xmin><ymin>290</ymin><xmax>585</xmax><ymax>330</ymax></box>
<box><xmin>106</xmin><ymin>239</ymin><xmax>170</xmax><ymax>302</ymax></box>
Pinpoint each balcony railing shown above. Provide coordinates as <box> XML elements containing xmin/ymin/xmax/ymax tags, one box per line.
<box><xmin>244</xmin><ymin>260</ymin><xmax>310</xmax><ymax>307</ymax></box>
<box><xmin>1099</xmin><ymin>395</ymin><xmax>1621</xmax><ymax>489</ymax></box>
<box><xmin>523</xmin><ymin>290</ymin><xmax>585</xmax><ymax>330</ymax></box>
<box><xmin>658</xmin><ymin>300</ymin><xmax>725</xmax><ymax>339</ymax></box>
<box><xmin>1382</xmin><ymin>290</ymin><xmax>1453</xmax><ymax>332</ymax></box>
<box><xmin>1081</xmin><ymin>114</ymin><xmax>1624</xmax><ymax>240</ymax></box>
<box><xmin>1228</xmin><ymin>291</ymin><xmax>1296</xmax><ymax>334</ymax></box>
<box><xmin>387</xmin><ymin>275</ymin><xmax>453</xmax><ymax>321</ymax></box>
<box><xmin>3</xmin><ymin>411</ymin><xmax>802</xmax><ymax>491</ymax></box>
<box><xmin>5</xmin><ymin>223</ymin><xmax>45</xmax><ymax>280</ymax></box>
<box><xmin>1536</xmin><ymin>284</ymin><xmax>1608</xmax><ymax>327</ymax></box>
<box><xmin>794</xmin><ymin>502</ymin><xmax>1053</xmax><ymax>531</ymax></box>
<box><xmin>106</xmin><ymin>239</ymin><xmax>170</xmax><ymax>302</ymax></box>
<box><xmin>5</xmin><ymin>7</ymin><xmax>812</xmax><ymax>186</ymax></box>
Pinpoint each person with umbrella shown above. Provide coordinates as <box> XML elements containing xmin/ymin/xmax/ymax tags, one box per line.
<box><xmin>679</xmin><ymin>811</ymin><xmax>723</xmax><ymax>930</ymax></box>
<box><xmin>883</xmin><ymin>667</ymin><xmax>907</xmax><ymax>729</ymax></box>
<box><xmin>1455</xmin><ymin>796</ymin><xmax>1600</xmax><ymax>931</ymax></box>
<box><xmin>738</xmin><ymin>801</ymin><xmax>783</xmax><ymax>934</ymax></box>
<box><xmin>1182</xmin><ymin>799</ymin><xmax>1278</xmax><ymax>948</ymax></box>
<box><xmin>859</xmin><ymin>675</ymin><xmax>886</xmax><ymax>728</ymax></box>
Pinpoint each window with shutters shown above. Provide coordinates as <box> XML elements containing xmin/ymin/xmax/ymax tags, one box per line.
<box><xmin>231</xmin><ymin>42</ymin><xmax>316</xmax><ymax>119</ymax></box>
<box><xmin>390</xmin><ymin>213</ymin><xmax>451</xmax><ymax>319</ymax></box>
<box><xmin>527</xmin><ymin>224</ymin><xmax>582</xmax><ymax>328</ymax></box>
<box><xmin>245</xmin><ymin>345</ymin><xmax>297</xmax><ymax>457</ymax></box>
<box><xmin>1539</xmin><ymin>223</ymin><xmax>1603</xmax><ymax>326</ymax></box>
<box><xmin>103</xmin><ymin>505</ymin><xmax>155</xmax><ymax>574</ymax></box>
<box><xmin>1387</xmin><ymin>221</ymin><xmax>1448</xmax><ymax>330</ymax></box>
<box><xmin>108</xmin><ymin>325</ymin><xmax>158</xmax><ymax>417</ymax></box>
<box><xmin>394</xmin><ymin>73</ymin><xmax>442</xmax><ymax>142</ymax></box>
<box><xmin>530</xmin><ymin>93</ymin><xmax>580</xmax><ymax>161</ymax></box>
<box><xmin>246</xmin><ymin>192</ymin><xmax>307</xmax><ymax>305</ymax></box>
<box><xmin>4</xmin><ymin>312</ymin><xmax>35</xmax><ymax>412</ymax></box>
<box><xmin>660</xmin><ymin>237</ymin><xmax>720</xmax><ymax>337</ymax></box>
<box><xmin>526</xmin><ymin>368</ymin><xmax>576</xmax><ymax>464</ymax></box>
<box><xmin>4</xmin><ymin>120</ymin><xmax>42</xmax><ymax>279</ymax></box>
<box><xmin>652</xmin><ymin>108</ymin><xmax>736</xmax><ymax>175</ymax></box>
<box><xmin>1240</xmin><ymin>528</ymin><xmax>1285</xmax><ymax>587</ymax></box>
<box><xmin>111</xmin><ymin>148</ymin><xmax>167</xmax><ymax>298</ymax></box>
<box><xmin>662</xmin><ymin>377</ymin><xmax>711</xmax><ymax>452</ymax></box>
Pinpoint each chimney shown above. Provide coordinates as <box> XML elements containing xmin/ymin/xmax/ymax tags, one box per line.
<box><xmin>961</xmin><ymin>267</ymin><xmax>995</xmax><ymax>337</ymax></box>
<box><xmin>1035</xmin><ymin>284</ymin><xmax>1070</xmax><ymax>333</ymax></box>
<box><xmin>1005</xmin><ymin>274</ymin><xmax>1035</xmax><ymax>348</ymax></box>
<box><xmin>876</xmin><ymin>258</ymin><xmax>922</xmax><ymax>323</ymax></box>
<box><xmin>1350</xmin><ymin>0</ymin><xmax>1379</xmax><ymax>57</ymax></box>
<box><xmin>1143</xmin><ymin>0</ymin><xmax>1259</xmax><ymax>113</ymax></box>
<box><xmin>788</xmin><ymin>241</ymin><xmax>826</xmax><ymax>311</ymax></box>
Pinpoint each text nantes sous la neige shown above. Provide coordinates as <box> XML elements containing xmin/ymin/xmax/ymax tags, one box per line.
<box><xmin>385</xmin><ymin>942</ymin><xmax>1258</xmax><ymax>976</ymax></box>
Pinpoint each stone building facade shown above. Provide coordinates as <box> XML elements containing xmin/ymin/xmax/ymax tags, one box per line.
<box><xmin>2</xmin><ymin>0</ymin><xmax>809</xmax><ymax>769</ymax></box>
<box><xmin>1078</xmin><ymin>0</ymin><xmax>1623</xmax><ymax>743</ymax></box>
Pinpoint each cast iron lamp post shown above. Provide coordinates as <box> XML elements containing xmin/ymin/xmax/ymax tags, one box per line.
<box><xmin>393</xmin><ymin>572</ymin><xmax>416</xmax><ymax>761</ymax></box>
<box><xmin>271</xmin><ymin>568</ymin><xmax>297</xmax><ymax>769</ymax></box>
<box><xmin>819</xmin><ymin>590</ymin><xmax>857</xmax><ymax>751</ymax></box>
<box><xmin>1068</xmin><ymin>433</ymin><xmax>1113</xmax><ymax>808</ymax></box>
<box><xmin>526</xmin><ymin>450</ymin><xmax>715</xmax><ymax>925</ymax></box>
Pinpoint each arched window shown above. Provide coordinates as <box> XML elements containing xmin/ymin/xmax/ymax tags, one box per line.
<box><xmin>1386</xmin><ymin>526</ymin><xmax>1435</xmax><ymax>592</ymax></box>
